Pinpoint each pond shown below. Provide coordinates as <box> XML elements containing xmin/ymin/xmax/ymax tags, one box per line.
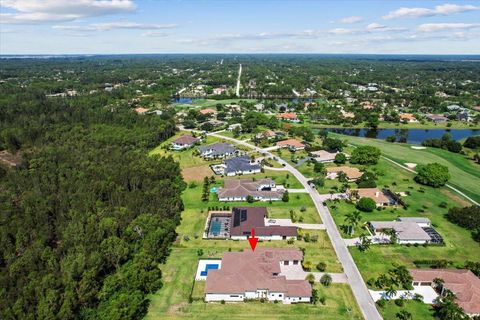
<box><xmin>322</xmin><ymin>128</ymin><xmax>479</xmax><ymax>144</ymax></box>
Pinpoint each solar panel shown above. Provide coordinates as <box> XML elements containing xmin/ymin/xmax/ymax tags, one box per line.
<box><xmin>241</xmin><ymin>209</ymin><xmax>247</xmax><ymax>222</ymax></box>
<box><xmin>233</xmin><ymin>209</ymin><xmax>240</xmax><ymax>227</ymax></box>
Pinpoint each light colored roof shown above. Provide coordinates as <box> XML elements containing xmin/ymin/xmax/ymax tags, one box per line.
<box><xmin>134</xmin><ymin>107</ymin><xmax>149</xmax><ymax>113</ymax></box>
<box><xmin>276</xmin><ymin>139</ymin><xmax>305</xmax><ymax>149</ymax></box>
<box><xmin>410</xmin><ymin>269</ymin><xmax>480</xmax><ymax>315</ymax></box>
<box><xmin>352</xmin><ymin>188</ymin><xmax>390</xmax><ymax>204</ymax></box>
<box><xmin>205</xmin><ymin>248</ymin><xmax>311</xmax><ymax>297</ymax></box>
<box><xmin>400</xmin><ymin>113</ymin><xmax>416</xmax><ymax>120</ymax></box>
<box><xmin>311</xmin><ymin>150</ymin><xmax>337</xmax><ymax>161</ymax></box>
<box><xmin>369</xmin><ymin>221</ymin><xmax>431</xmax><ymax>241</ymax></box>
<box><xmin>198</xmin><ymin>142</ymin><xmax>236</xmax><ymax>156</ymax></box>
<box><xmin>397</xmin><ymin>217</ymin><xmax>431</xmax><ymax>224</ymax></box>
<box><xmin>326</xmin><ymin>166</ymin><xmax>362</xmax><ymax>180</ymax></box>
<box><xmin>217</xmin><ymin>179</ymin><xmax>284</xmax><ymax>199</ymax></box>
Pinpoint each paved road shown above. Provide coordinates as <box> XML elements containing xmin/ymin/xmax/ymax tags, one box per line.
<box><xmin>208</xmin><ymin>132</ymin><xmax>382</xmax><ymax>320</ymax></box>
<box><xmin>235</xmin><ymin>64</ymin><xmax>242</xmax><ymax>97</ymax></box>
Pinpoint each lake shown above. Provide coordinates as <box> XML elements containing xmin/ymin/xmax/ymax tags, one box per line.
<box><xmin>323</xmin><ymin>128</ymin><xmax>479</xmax><ymax>144</ymax></box>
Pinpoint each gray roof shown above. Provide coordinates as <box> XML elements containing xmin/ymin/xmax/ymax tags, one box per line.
<box><xmin>198</xmin><ymin>142</ymin><xmax>237</xmax><ymax>157</ymax></box>
<box><xmin>224</xmin><ymin>156</ymin><xmax>261</xmax><ymax>174</ymax></box>
<box><xmin>369</xmin><ymin>221</ymin><xmax>431</xmax><ymax>241</ymax></box>
<box><xmin>397</xmin><ymin>217</ymin><xmax>431</xmax><ymax>224</ymax></box>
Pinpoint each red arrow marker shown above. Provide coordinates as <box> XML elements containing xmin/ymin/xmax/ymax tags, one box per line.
<box><xmin>248</xmin><ymin>228</ymin><xmax>258</xmax><ymax>251</ymax></box>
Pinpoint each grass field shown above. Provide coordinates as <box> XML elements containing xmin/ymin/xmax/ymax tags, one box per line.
<box><xmin>377</xmin><ymin>300</ymin><xmax>435</xmax><ymax>320</ymax></box>
<box><xmin>329</xmin><ymin>133</ymin><xmax>480</xmax><ymax>203</ymax></box>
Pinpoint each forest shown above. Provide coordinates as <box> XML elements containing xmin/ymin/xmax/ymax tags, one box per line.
<box><xmin>0</xmin><ymin>59</ymin><xmax>185</xmax><ymax>319</ymax></box>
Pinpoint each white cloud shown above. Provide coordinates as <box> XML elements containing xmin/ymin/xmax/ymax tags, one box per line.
<box><xmin>141</xmin><ymin>31</ymin><xmax>170</xmax><ymax>37</ymax></box>
<box><xmin>0</xmin><ymin>0</ymin><xmax>136</xmax><ymax>24</ymax></box>
<box><xmin>328</xmin><ymin>28</ymin><xmax>360</xmax><ymax>35</ymax></box>
<box><xmin>340</xmin><ymin>16</ymin><xmax>363</xmax><ymax>24</ymax></box>
<box><xmin>383</xmin><ymin>3</ymin><xmax>479</xmax><ymax>20</ymax></box>
<box><xmin>366</xmin><ymin>23</ymin><xmax>407</xmax><ymax>32</ymax></box>
<box><xmin>52</xmin><ymin>22</ymin><xmax>177</xmax><ymax>31</ymax></box>
<box><xmin>418</xmin><ymin>23</ymin><xmax>480</xmax><ymax>32</ymax></box>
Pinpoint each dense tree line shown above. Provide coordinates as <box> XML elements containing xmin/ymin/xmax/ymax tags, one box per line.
<box><xmin>0</xmin><ymin>61</ymin><xmax>185</xmax><ymax>319</ymax></box>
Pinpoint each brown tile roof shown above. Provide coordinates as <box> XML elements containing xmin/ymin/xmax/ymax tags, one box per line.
<box><xmin>200</xmin><ymin>108</ymin><xmax>216</xmax><ymax>114</ymax></box>
<box><xmin>230</xmin><ymin>207</ymin><xmax>297</xmax><ymax>237</ymax></box>
<box><xmin>134</xmin><ymin>107</ymin><xmax>149</xmax><ymax>114</ymax></box>
<box><xmin>400</xmin><ymin>113</ymin><xmax>416</xmax><ymax>121</ymax></box>
<box><xmin>326</xmin><ymin>166</ymin><xmax>362</xmax><ymax>180</ymax></box>
<box><xmin>173</xmin><ymin>134</ymin><xmax>199</xmax><ymax>145</ymax></box>
<box><xmin>276</xmin><ymin>112</ymin><xmax>298</xmax><ymax>120</ymax></box>
<box><xmin>410</xmin><ymin>269</ymin><xmax>480</xmax><ymax>315</ymax></box>
<box><xmin>217</xmin><ymin>179</ymin><xmax>284</xmax><ymax>200</ymax></box>
<box><xmin>205</xmin><ymin>248</ymin><xmax>311</xmax><ymax>297</ymax></box>
<box><xmin>276</xmin><ymin>139</ymin><xmax>305</xmax><ymax>149</ymax></box>
<box><xmin>351</xmin><ymin>188</ymin><xmax>390</xmax><ymax>204</ymax></box>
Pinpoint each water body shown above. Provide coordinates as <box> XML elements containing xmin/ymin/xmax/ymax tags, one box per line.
<box><xmin>323</xmin><ymin>128</ymin><xmax>479</xmax><ymax>145</ymax></box>
<box><xmin>172</xmin><ymin>97</ymin><xmax>193</xmax><ymax>104</ymax></box>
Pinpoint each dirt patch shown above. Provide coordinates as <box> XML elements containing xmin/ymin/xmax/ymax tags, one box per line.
<box><xmin>440</xmin><ymin>189</ymin><xmax>471</xmax><ymax>207</ymax></box>
<box><xmin>0</xmin><ymin>150</ymin><xmax>22</xmax><ymax>167</ymax></box>
<box><xmin>182</xmin><ymin>165</ymin><xmax>213</xmax><ymax>182</ymax></box>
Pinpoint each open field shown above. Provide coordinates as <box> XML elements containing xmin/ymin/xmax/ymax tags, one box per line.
<box><xmin>329</xmin><ymin>133</ymin><xmax>480</xmax><ymax>203</ymax></box>
<box><xmin>182</xmin><ymin>165</ymin><xmax>213</xmax><ymax>182</ymax></box>
<box><xmin>377</xmin><ymin>300</ymin><xmax>435</xmax><ymax>320</ymax></box>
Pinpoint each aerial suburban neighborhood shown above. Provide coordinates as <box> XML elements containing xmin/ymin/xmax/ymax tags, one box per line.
<box><xmin>1</xmin><ymin>1</ymin><xmax>480</xmax><ymax>320</ymax></box>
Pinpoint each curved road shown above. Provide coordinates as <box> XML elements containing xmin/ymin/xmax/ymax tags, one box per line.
<box><xmin>209</xmin><ymin>132</ymin><xmax>382</xmax><ymax>320</ymax></box>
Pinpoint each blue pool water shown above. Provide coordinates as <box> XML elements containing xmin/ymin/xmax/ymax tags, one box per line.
<box><xmin>210</xmin><ymin>220</ymin><xmax>221</xmax><ymax>235</ymax></box>
<box><xmin>210</xmin><ymin>186</ymin><xmax>219</xmax><ymax>193</ymax></box>
<box><xmin>200</xmin><ymin>264</ymin><xmax>219</xmax><ymax>276</ymax></box>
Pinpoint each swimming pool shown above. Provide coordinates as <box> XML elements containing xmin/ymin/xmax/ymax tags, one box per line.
<box><xmin>210</xmin><ymin>186</ymin><xmax>219</xmax><ymax>193</ymax></box>
<box><xmin>210</xmin><ymin>220</ymin><xmax>222</xmax><ymax>235</ymax></box>
<box><xmin>200</xmin><ymin>263</ymin><xmax>219</xmax><ymax>276</ymax></box>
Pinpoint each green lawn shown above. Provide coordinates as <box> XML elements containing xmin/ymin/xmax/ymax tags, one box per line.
<box><xmin>329</xmin><ymin>133</ymin><xmax>480</xmax><ymax>203</ymax></box>
<box><xmin>377</xmin><ymin>300</ymin><xmax>435</xmax><ymax>320</ymax></box>
<box><xmin>323</xmin><ymin>158</ymin><xmax>479</xmax><ymax>288</ymax></box>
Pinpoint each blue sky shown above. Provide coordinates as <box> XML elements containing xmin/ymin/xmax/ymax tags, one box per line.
<box><xmin>1</xmin><ymin>0</ymin><xmax>479</xmax><ymax>54</ymax></box>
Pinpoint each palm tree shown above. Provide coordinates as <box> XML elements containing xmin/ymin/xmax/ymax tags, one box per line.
<box><xmin>396</xmin><ymin>310</ymin><xmax>412</xmax><ymax>320</ymax></box>
<box><xmin>358</xmin><ymin>233</ymin><xmax>372</xmax><ymax>252</ymax></box>
<box><xmin>384</xmin><ymin>228</ymin><xmax>397</xmax><ymax>244</ymax></box>
<box><xmin>344</xmin><ymin>211</ymin><xmax>362</xmax><ymax>236</ymax></box>
<box><xmin>385</xmin><ymin>286</ymin><xmax>397</xmax><ymax>300</ymax></box>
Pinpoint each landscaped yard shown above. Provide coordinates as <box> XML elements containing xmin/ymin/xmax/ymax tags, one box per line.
<box><xmin>323</xmin><ymin>158</ymin><xmax>478</xmax><ymax>288</ymax></box>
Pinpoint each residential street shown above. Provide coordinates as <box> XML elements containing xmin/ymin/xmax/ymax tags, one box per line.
<box><xmin>208</xmin><ymin>131</ymin><xmax>383</xmax><ymax>320</ymax></box>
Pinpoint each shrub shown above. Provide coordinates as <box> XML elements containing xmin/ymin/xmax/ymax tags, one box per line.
<box><xmin>221</xmin><ymin>300</ymin><xmax>225</xmax><ymax>304</ymax></box>
<box><xmin>334</xmin><ymin>152</ymin><xmax>347</xmax><ymax>164</ymax></box>
<box><xmin>357</xmin><ymin>197</ymin><xmax>376</xmax><ymax>212</ymax></box>
<box><xmin>320</xmin><ymin>274</ymin><xmax>332</xmax><ymax>287</ymax></box>
<box><xmin>395</xmin><ymin>299</ymin><xmax>404</xmax><ymax>307</ymax></box>
<box><xmin>316</xmin><ymin>262</ymin><xmax>326</xmax><ymax>272</ymax></box>
<box><xmin>376</xmin><ymin>299</ymin><xmax>386</xmax><ymax>308</ymax></box>
<box><xmin>305</xmin><ymin>273</ymin><xmax>315</xmax><ymax>285</ymax></box>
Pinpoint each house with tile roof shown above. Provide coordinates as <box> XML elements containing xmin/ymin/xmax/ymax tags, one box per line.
<box><xmin>217</xmin><ymin>178</ymin><xmax>285</xmax><ymax>201</ymax></box>
<box><xmin>368</xmin><ymin>218</ymin><xmax>443</xmax><ymax>244</ymax></box>
<box><xmin>276</xmin><ymin>112</ymin><xmax>300</xmax><ymax>123</ymax></box>
<box><xmin>204</xmin><ymin>248</ymin><xmax>311</xmax><ymax>304</ymax></box>
<box><xmin>276</xmin><ymin>139</ymin><xmax>305</xmax><ymax>151</ymax></box>
<box><xmin>171</xmin><ymin>134</ymin><xmax>200</xmax><ymax>150</ymax></box>
<box><xmin>348</xmin><ymin>188</ymin><xmax>396</xmax><ymax>207</ymax></box>
<box><xmin>410</xmin><ymin>269</ymin><xmax>480</xmax><ymax>316</ymax></box>
<box><xmin>211</xmin><ymin>156</ymin><xmax>261</xmax><ymax>176</ymax></box>
<box><xmin>326</xmin><ymin>166</ymin><xmax>362</xmax><ymax>182</ymax></box>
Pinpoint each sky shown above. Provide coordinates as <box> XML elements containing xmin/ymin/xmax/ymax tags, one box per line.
<box><xmin>1</xmin><ymin>0</ymin><xmax>480</xmax><ymax>54</ymax></box>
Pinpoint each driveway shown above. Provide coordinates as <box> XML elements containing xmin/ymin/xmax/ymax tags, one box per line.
<box><xmin>369</xmin><ymin>286</ymin><xmax>438</xmax><ymax>304</ymax></box>
<box><xmin>344</xmin><ymin>235</ymin><xmax>391</xmax><ymax>247</ymax></box>
<box><xmin>207</xmin><ymin>132</ymin><xmax>383</xmax><ymax>320</ymax></box>
<box><xmin>280</xmin><ymin>265</ymin><xmax>348</xmax><ymax>284</ymax></box>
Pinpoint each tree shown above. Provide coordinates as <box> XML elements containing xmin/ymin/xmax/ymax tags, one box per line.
<box><xmin>350</xmin><ymin>146</ymin><xmax>381</xmax><ymax>165</ymax></box>
<box><xmin>282</xmin><ymin>190</ymin><xmax>289</xmax><ymax>202</ymax></box>
<box><xmin>396</xmin><ymin>310</ymin><xmax>412</xmax><ymax>320</ymax></box>
<box><xmin>385</xmin><ymin>286</ymin><xmax>397</xmax><ymax>299</ymax></box>
<box><xmin>358</xmin><ymin>233</ymin><xmax>372</xmax><ymax>252</ymax></box>
<box><xmin>357</xmin><ymin>197</ymin><xmax>376</xmax><ymax>212</ymax></box>
<box><xmin>305</xmin><ymin>273</ymin><xmax>315</xmax><ymax>285</ymax></box>
<box><xmin>320</xmin><ymin>274</ymin><xmax>332</xmax><ymax>287</ymax></box>
<box><xmin>322</xmin><ymin>137</ymin><xmax>344</xmax><ymax>152</ymax></box>
<box><xmin>313</xmin><ymin>161</ymin><xmax>326</xmax><ymax>174</ymax></box>
<box><xmin>414</xmin><ymin>163</ymin><xmax>450</xmax><ymax>187</ymax></box>
<box><xmin>246</xmin><ymin>195</ymin><xmax>255</xmax><ymax>203</ymax></box>
<box><xmin>435</xmin><ymin>291</ymin><xmax>466</xmax><ymax>320</ymax></box>
<box><xmin>384</xmin><ymin>228</ymin><xmax>398</xmax><ymax>244</ymax></box>
<box><xmin>464</xmin><ymin>136</ymin><xmax>480</xmax><ymax>149</ymax></box>
<box><xmin>344</xmin><ymin>211</ymin><xmax>362</xmax><ymax>235</ymax></box>
<box><xmin>366</xmin><ymin>114</ymin><xmax>379</xmax><ymax>129</ymax></box>
<box><xmin>356</xmin><ymin>171</ymin><xmax>377</xmax><ymax>188</ymax></box>
<box><xmin>334</xmin><ymin>152</ymin><xmax>347</xmax><ymax>164</ymax></box>
<box><xmin>311</xmin><ymin>288</ymin><xmax>319</xmax><ymax>304</ymax></box>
